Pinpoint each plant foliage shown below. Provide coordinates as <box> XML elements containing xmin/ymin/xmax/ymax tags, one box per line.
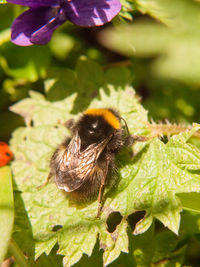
<box><xmin>1</xmin><ymin>0</ymin><xmax>200</xmax><ymax>266</ymax></box>
<box><xmin>9</xmin><ymin>60</ymin><xmax>200</xmax><ymax>266</ymax></box>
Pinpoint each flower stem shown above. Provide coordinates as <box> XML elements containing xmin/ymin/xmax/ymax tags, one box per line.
<box><xmin>8</xmin><ymin>238</ymin><xmax>30</xmax><ymax>267</ymax></box>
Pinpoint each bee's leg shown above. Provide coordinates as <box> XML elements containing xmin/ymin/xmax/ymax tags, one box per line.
<box><xmin>37</xmin><ymin>173</ymin><xmax>51</xmax><ymax>189</ymax></box>
<box><xmin>131</xmin><ymin>135</ymin><xmax>149</xmax><ymax>142</ymax></box>
<box><xmin>125</xmin><ymin>135</ymin><xmax>149</xmax><ymax>146</ymax></box>
<box><xmin>97</xmin><ymin>163</ymin><xmax>109</xmax><ymax>218</ymax></box>
<box><xmin>57</xmin><ymin>118</ymin><xmax>75</xmax><ymax>131</ymax></box>
<box><xmin>64</xmin><ymin>119</ymin><xmax>75</xmax><ymax>132</ymax></box>
<box><xmin>97</xmin><ymin>184</ymin><xmax>105</xmax><ymax>218</ymax></box>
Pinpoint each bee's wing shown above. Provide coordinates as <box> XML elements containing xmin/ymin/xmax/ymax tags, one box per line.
<box><xmin>55</xmin><ymin>132</ymin><xmax>112</xmax><ymax>192</ymax></box>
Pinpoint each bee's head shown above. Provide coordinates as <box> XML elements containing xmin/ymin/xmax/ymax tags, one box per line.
<box><xmin>78</xmin><ymin>114</ymin><xmax>115</xmax><ymax>145</ymax></box>
<box><xmin>73</xmin><ymin>108</ymin><xmax>123</xmax><ymax>151</ymax></box>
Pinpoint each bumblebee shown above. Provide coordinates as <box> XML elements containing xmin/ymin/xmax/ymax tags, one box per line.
<box><xmin>48</xmin><ymin>108</ymin><xmax>132</xmax><ymax>217</ymax></box>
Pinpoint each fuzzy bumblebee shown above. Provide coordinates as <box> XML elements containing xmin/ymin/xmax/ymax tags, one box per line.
<box><xmin>48</xmin><ymin>108</ymin><xmax>132</xmax><ymax>217</ymax></box>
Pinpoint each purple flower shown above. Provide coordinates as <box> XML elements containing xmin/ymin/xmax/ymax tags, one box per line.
<box><xmin>7</xmin><ymin>0</ymin><xmax>121</xmax><ymax>46</ymax></box>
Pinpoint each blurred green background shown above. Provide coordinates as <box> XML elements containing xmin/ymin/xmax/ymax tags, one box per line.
<box><xmin>1</xmin><ymin>0</ymin><xmax>200</xmax><ymax>266</ymax></box>
<box><xmin>1</xmin><ymin>0</ymin><xmax>200</xmax><ymax>142</ymax></box>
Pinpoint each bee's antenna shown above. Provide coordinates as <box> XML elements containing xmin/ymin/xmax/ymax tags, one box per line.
<box><xmin>120</xmin><ymin>117</ymin><xmax>130</xmax><ymax>135</ymax></box>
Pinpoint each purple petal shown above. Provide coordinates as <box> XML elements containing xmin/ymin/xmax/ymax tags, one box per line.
<box><xmin>10</xmin><ymin>7</ymin><xmax>64</xmax><ymax>46</ymax></box>
<box><xmin>7</xmin><ymin>0</ymin><xmax>59</xmax><ymax>7</ymax></box>
<box><xmin>64</xmin><ymin>0</ymin><xmax>121</xmax><ymax>27</ymax></box>
<box><xmin>30</xmin><ymin>16</ymin><xmax>65</xmax><ymax>45</ymax></box>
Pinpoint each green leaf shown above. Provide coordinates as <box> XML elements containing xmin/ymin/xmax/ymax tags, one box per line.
<box><xmin>177</xmin><ymin>193</ymin><xmax>200</xmax><ymax>213</ymax></box>
<box><xmin>46</xmin><ymin>57</ymin><xmax>105</xmax><ymax>113</ymax></box>
<box><xmin>49</xmin><ymin>33</ymin><xmax>75</xmax><ymax>61</ymax></box>
<box><xmin>151</xmin><ymin>231</ymin><xmax>185</xmax><ymax>266</ymax></box>
<box><xmin>105</xmin><ymin>125</ymin><xmax>200</xmax><ymax>234</ymax></box>
<box><xmin>10</xmin><ymin>80</ymin><xmax>148</xmax><ymax>266</ymax></box>
<box><xmin>1</xmin><ymin>45</ymin><xmax>51</xmax><ymax>82</ymax></box>
<box><xmin>0</xmin><ymin>29</ymin><xmax>10</xmax><ymax>45</ymax></box>
<box><xmin>132</xmin><ymin>223</ymin><xmax>185</xmax><ymax>266</ymax></box>
<box><xmin>132</xmin><ymin>224</ymin><xmax>155</xmax><ymax>265</ymax></box>
<box><xmin>0</xmin><ymin>0</ymin><xmax>7</xmax><ymax>3</ymax></box>
<box><xmin>136</xmin><ymin>0</ymin><xmax>200</xmax><ymax>28</ymax></box>
<box><xmin>45</xmin><ymin>69</ymin><xmax>77</xmax><ymax>102</ymax></box>
<box><xmin>10</xmin><ymin>61</ymin><xmax>200</xmax><ymax>265</ymax></box>
<box><xmin>179</xmin><ymin>210</ymin><xmax>200</xmax><ymax>237</ymax></box>
<box><xmin>101</xmin><ymin>22</ymin><xmax>171</xmax><ymax>57</ymax></box>
<box><xmin>101</xmin><ymin>0</ymin><xmax>200</xmax><ymax>84</ymax></box>
<box><xmin>101</xmin><ymin>218</ymin><xmax>128</xmax><ymax>266</ymax></box>
<box><xmin>0</xmin><ymin>166</ymin><xmax>14</xmax><ymax>263</ymax></box>
<box><xmin>119</xmin><ymin>0</ymin><xmax>134</xmax><ymax>20</ymax></box>
<box><xmin>10</xmin><ymin>90</ymin><xmax>77</xmax><ymax>127</ymax></box>
<box><xmin>8</xmin><ymin>239</ymin><xmax>30</xmax><ymax>267</ymax></box>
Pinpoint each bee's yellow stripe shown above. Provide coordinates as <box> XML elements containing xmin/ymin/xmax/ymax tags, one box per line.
<box><xmin>84</xmin><ymin>108</ymin><xmax>120</xmax><ymax>129</ymax></box>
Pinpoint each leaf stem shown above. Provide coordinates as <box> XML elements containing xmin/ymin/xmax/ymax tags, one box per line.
<box><xmin>8</xmin><ymin>238</ymin><xmax>30</xmax><ymax>267</ymax></box>
<box><xmin>147</xmin><ymin>122</ymin><xmax>200</xmax><ymax>139</ymax></box>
